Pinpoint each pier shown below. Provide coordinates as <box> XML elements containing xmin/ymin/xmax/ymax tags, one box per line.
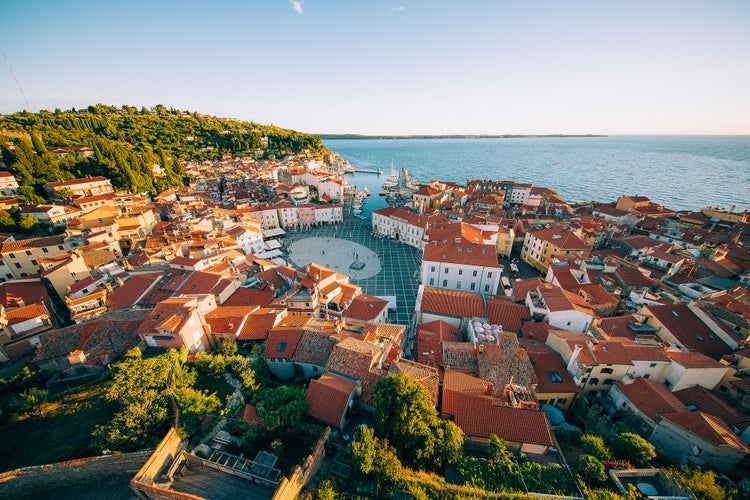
<box><xmin>352</xmin><ymin>167</ymin><xmax>382</xmax><ymax>174</ymax></box>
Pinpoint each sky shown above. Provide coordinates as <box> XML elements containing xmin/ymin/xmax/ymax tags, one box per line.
<box><xmin>1</xmin><ymin>0</ymin><xmax>749</xmax><ymax>135</ymax></box>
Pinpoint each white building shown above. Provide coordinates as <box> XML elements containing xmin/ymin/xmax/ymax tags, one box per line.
<box><xmin>421</xmin><ymin>237</ymin><xmax>502</xmax><ymax>296</ymax></box>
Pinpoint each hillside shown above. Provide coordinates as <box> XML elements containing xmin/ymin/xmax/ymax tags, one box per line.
<box><xmin>0</xmin><ymin>105</ymin><xmax>325</xmax><ymax>198</ymax></box>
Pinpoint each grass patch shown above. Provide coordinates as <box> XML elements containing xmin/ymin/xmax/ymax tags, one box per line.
<box><xmin>193</xmin><ymin>373</ymin><xmax>235</xmax><ymax>404</ymax></box>
<box><xmin>0</xmin><ymin>385</ymin><xmax>117</xmax><ymax>472</ymax></box>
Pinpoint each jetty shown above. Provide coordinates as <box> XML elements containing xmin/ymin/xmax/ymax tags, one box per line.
<box><xmin>352</xmin><ymin>167</ymin><xmax>382</xmax><ymax>175</ymax></box>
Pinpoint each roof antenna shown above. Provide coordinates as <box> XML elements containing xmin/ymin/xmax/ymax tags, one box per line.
<box><xmin>3</xmin><ymin>52</ymin><xmax>32</xmax><ymax>112</ymax></box>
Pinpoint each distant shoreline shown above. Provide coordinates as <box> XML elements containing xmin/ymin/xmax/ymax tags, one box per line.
<box><xmin>317</xmin><ymin>134</ymin><xmax>607</xmax><ymax>140</ymax></box>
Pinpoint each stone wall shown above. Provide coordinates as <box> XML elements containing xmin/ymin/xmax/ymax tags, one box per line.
<box><xmin>130</xmin><ymin>427</ymin><xmax>188</xmax><ymax>499</ymax></box>
<box><xmin>0</xmin><ymin>451</ymin><xmax>150</xmax><ymax>499</ymax></box>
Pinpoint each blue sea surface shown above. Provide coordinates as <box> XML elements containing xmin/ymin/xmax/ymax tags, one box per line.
<box><xmin>323</xmin><ymin>136</ymin><xmax>750</xmax><ymax>217</ymax></box>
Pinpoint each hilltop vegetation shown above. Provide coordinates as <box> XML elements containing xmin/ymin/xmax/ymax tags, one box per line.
<box><xmin>0</xmin><ymin>104</ymin><xmax>325</xmax><ymax>198</ymax></box>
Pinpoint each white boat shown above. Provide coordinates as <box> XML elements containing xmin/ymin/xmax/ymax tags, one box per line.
<box><xmin>382</xmin><ymin>161</ymin><xmax>399</xmax><ymax>190</ymax></box>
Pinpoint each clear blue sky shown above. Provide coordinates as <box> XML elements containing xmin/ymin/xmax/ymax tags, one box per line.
<box><xmin>2</xmin><ymin>0</ymin><xmax>749</xmax><ymax>135</ymax></box>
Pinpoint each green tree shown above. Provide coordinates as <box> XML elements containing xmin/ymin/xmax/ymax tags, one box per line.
<box><xmin>578</xmin><ymin>454</ymin><xmax>607</xmax><ymax>486</ymax></box>
<box><xmin>20</xmin><ymin>387</ymin><xmax>50</xmax><ymax>415</ymax></box>
<box><xmin>372</xmin><ymin>373</ymin><xmax>463</xmax><ymax>470</ymax></box>
<box><xmin>314</xmin><ymin>479</ymin><xmax>336</xmax><ymax>500</ymax></box>
<box><xmin>581</xmin><ymin>433</ymin><xmax>612</xmax><ymax>461</ymax></box>
<box><xmin>672</xmin><ymin>466</ymin><xmax>738</xmax><ymax>500</ymax></box>
<box><xmin>489</xmin><ymin>435</ymin><xmax>513</xmax><ymax>463</ymax></box>
<box><xmin>612</xmin><ymin>432</ymin><xmax>655</xmax><ymax>467</ymax></box>
<box><xmin>352</xmin><ymin>425</ymin><xmax>376</xmax><ymax>476</ymax></box>
<box><xmin>18</xmin><ymin>215</ymin><xmax>40</xmax><ymax>232</ymax></box>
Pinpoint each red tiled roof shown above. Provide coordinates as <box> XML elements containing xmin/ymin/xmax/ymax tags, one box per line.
<box><xmin>521</xmin><ymin>322</ymin><xmax>550</xmax><ymax>343</ymax></box>
<box><xmin>646</xmin><ymin>303</ymin><xmax>732</xmax><ymax>356</ymax></box>
<box><xmin>4</xmin><ymin>302</ymin><xmax>48</xmax><ymax>325</ymax></box>
<box><xmin>527</xmin><ymin>227</ymin><xmax>588</xmax><ymax>250</ymax></box>
<box><xmin>305</xmin><ymin>373</ymin><xmax>357</xmax><ymax>429</ymax></box>
<box><xmin>614</xmin><ymin>378</ymin><xmax>687</xmax><ymax>422</ymax></box>
<box><xmin>423</xmin><ymin>238</ymin><xmax>500</xmax><ymax>267</ymax></box>
<box><xmin>442</xmin><ymin>342</ymin><xmax>478</xmax><ymax>373</ymax></box>
<box><xmin>673</xmin><ymin>386</ymin><xmax>744</xmax><ymax>425</ymax></box>
<box><xmin>388</xmin><ymin>359</ymin><xmax>440</xmax><ymax>407</ymax></box>
<box><xmin>667</xmin><ymin>350</ymin><xmax>725</xmax><ymax>369</ymax></box>
<box><xmin>0</xmin><ymin>279</ymin><xmax>50</xmax><ymax>308</ymax></box>
<box><xmin>342</xmin><ymin>294</ymin><xmax>388</xmax><ymax>322</ymax></box>
<box><xmin>264</xmin><ymin>329</ymin><xmax>303</xmax><ymax>359</ymax></box>
<box><xmin>0</xmin><ymin>235</ymin><xmax>67</xmax><ymax>254</ymax></box>
<box><xmin>240</xmin><ymin>404</ymin><xmax>264</xmax><ymax>425</ymax></box>
<box><xmin>442</xmin><ymin>371</ymin><xmax>554</xmax><ymax>446</ymax></box>
<box><xmin>485</xmin><ymin>297</ymin><xmax>530</xmax><ymax>333</ymax></box>
<box><xmin>292</xmin><ymin>330</ymin><xmax>339</xmax><ymax>366</ymax></box>
<box><xmin>420</xmin><ymin>286</ymin><xmax>484</xmax><ymax>319</ymax></box>
<box><xmin>528</xmin><ymin>351</ymin><xmax>581</xmax><ymax>394</ymax></box>
<box><xmin>659</xmin><ymin>411</ymin><xmax>750</xmax><ymax>452</ymax></box>
<box><xmin>204</xmin><ymin>305</ymin><xmax>257</xmax><ymax>335</ymax></box>
<box><xmin>106</xmin><ymin>273</ymin><xmax>162</xmax><ymax>311</ymax></box>
<box><xmin>477</xmin><ymin>334</ymin><xmax>536</xmax><ymax>393</ymax></box>
<box><xmin>237</xmin><ymin>308</ymin><xmax>283</xmax><ymax>340</ymax></box>
<box><xmin>224</xmin><ymin>286</ymin><xmax>275</xmax><ymax>307</ymax></box>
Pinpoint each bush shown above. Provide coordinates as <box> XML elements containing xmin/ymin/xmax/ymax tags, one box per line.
<box><xmin>578</xmin><ymin>454</ymin><xmax>607</xmax><ymax>486</ymax></box>
<box><xmin>611</xmin><ymin>432</ymin><xmax>655</xmax><ymax>467</ymax></box>
<box><xmin>580</xmin><ymin>433</ymin><xmax>612</xmax><ymax>461</ymax></box>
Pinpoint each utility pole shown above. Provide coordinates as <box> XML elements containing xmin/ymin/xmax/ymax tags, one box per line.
<box><xmin>2</xmin><ymin>52</ymin><xmax>32</xmax><ymax>112</ymax></box>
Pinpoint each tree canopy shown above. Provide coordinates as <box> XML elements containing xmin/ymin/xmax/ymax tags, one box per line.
<box><xmin>0</xmin><ymin>105</ymin><xmax>326</xmax><ymax>196</ymax></box>
<box><xmin>371</xmin><ymin>373</ymin><xmax>463</xmax><ymax>471</ymax></box>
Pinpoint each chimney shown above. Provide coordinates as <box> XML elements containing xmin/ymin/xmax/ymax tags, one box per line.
<box><xmin>567</xmin><ymin>344</ymin><xmax>583</xmax><ymax>372</ymax></box>
<box><xmin>485</xmin><ymin>382</ymin><xmax>494</xmax><ymax>396</ymax></box>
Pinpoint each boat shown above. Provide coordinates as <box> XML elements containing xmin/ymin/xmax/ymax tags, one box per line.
<box><xmin>382</xmin><ymin>161</ymin><xmax>399</xmax><ymax>190</ymax></box>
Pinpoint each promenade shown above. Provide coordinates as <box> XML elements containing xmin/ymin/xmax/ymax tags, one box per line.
<box><xmin>281</xmin><ymin>221</ymin><xmax>421</xmax><ymax>326</ymax></box>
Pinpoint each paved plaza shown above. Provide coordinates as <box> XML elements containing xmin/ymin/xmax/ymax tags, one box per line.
<box><xmin>281</xmin><ymin>221</ymin><xmax>421</xmax><ymax>327</ymax></box>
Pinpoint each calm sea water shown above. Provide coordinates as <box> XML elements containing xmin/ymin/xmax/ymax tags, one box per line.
<box><xmin>323</xmin><ymin>136</ymin><xmax>750</xmax><ymax>217</ymax></box>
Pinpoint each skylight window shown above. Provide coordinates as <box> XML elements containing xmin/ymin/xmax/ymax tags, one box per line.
<box><xmin>278</xmin><ymin>341</ymin><xmax>287</xmax><ymax>352</ymax></box>
<box><xmin>547</xmin><ymin>371</ymin><xmax>563</xmax><ymax>383</ymax></box>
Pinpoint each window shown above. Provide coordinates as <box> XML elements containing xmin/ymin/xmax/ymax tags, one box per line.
<box><xmin>484</xmin><ymin>285</ymin><xmax>490</xmax><ymax>292</ymax></box>
<box><xmin>14</xmin><ymin>263</ymin><xmax>21</xmax><ymax>269</ymax></box>
<box><xmin>589</xmin><ymin>378</ymin><xmax>599</xmax><ymax>386</ymax></box>
<box><xmin>58</xmin><ymin>245</ymin><xmax>64</xmax><ymax>250</ymax></box>
<box><xmin>277</xmin><ymin>341</ymin><xmax>287</xmax><ymax>352</ymax></box>
<box><xmin>649</xmin><ymin>363</ymin><xmax>657</xmax><ymax>368</ymax></box>
<box><xmin>601</xmin><ymin>367</ymin><xmax>613</xmax><ymax>374</ymax></box>
<box><xmin>456</xmin><ymin>281</ymin><xmax>461</xmax><ymax>289</ymax></box>
<box><xmin>444</xmin><ymin>268</ymin><xmax>449</xmax><ymax>274</ymax></box>
<box><xmin>557</xmin><ymin>398</ymin><xmax>567</xmax><ymax>405</ymax></box>
<box><xmin>8</xmin><ymin>253</ymin><xmax>14</xmax><ymax>258</ymax></box>
<box><xmin>25</xmin><ymin>250</ymin><xmax>32</xmax><ymax>256</ymax></box>
<box><xmin>644</xmin><ymin>374</ymin><xmax>651</xmax><ymax>379</ymax></box>
<box><xmin>470</xmin><ymin>283</ymin><xmax>476</xmax><ymax>290</ymax></box>
<box><xmin>603</xmin><ymin>379</ymin><xmax>614</xmax><ymax>385</ymax></box>
<box><xmin>473</xmin><ymin>270</ymin><xmax>478</xmax><ymax>277</ymax></box>
<box><xmin>547</xmin><ymin>371</ymin><xmax>563</xmax><ymax>383</ymax></box>
<box><xmin>443</xmin><ymin>280</ymin><xmax>448</xmax><ymax>287</ymax></box>
<box><xmin>487</xmin><ymin>272</ymin><xmax>492</xmax><ymax>278</ymax></box>
<box><xmin>458</xmin><ymin>269</ymin><xmax>463</xmax><ymax>276</ymax></box>
<box><xmin>429</xmin><ymin>278</ymin><xmax>434</xmax><ymax>286</ymax></box>
<box><xmin>430</xmin><ymin>266</ymin><xmax>435</xmax><ymax>272</ymax></box>
<box><xmin>42</xmin><ymin>248</ymin><xmax>48</xmax><ymax>253</ymax></box>
<box><xmin>30</xmin><ymin>259</ymin><xmax>37</xmax><ymax>266</ymax></box>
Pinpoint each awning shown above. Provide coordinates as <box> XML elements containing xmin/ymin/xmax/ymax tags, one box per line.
<box><xmin>262</xmin><ymin>227</ymin><xmax>286</xmax><ymax>238</ymax></box>
<box><xmin>265</xmin><ymin>239</ymin><xmax>283</xmax><ymax>250</ymax></box>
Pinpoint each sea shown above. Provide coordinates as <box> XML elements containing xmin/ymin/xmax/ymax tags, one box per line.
<box><xmin>322</xmin><ymin>136</ymin><xmax>750</xmax><ymax>218</ymax></box>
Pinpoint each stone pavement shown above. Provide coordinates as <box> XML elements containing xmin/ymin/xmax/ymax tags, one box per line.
<box><xmin>281</xmin><ymin>221</ymin><xmax>421</xmax><ymax>327</ymax></box>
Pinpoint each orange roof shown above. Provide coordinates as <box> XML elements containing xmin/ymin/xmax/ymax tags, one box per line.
<box><xmin>660</xmin><ymin>411</ymin><xmax>750</xmax><ymax>452</ymax></box>
<box><xmin>305</xmin><ymin>373</ymin><xmax>357</xmax><ymax>429</ymax></box>
<box><xmin>528</xmin><ymin>226</ymin><xmax>588</xmax><ymax>250</ymax></box>
<box><xmin>423</xmin><ymin>237</ymin><xmax>500</xmax><ymax>267</ymax></box>
<box><xmin>442</xmin><ymin>371</ymin><xmax>554</xmax><ymax>446</ymax></box>
<box><xmin>667</xmin><ymin>350</ymin><xmax>725</xmax><ymax>369</ymax></box>
<box><xmin>343</xmin><ymin>294</ymin><xmax>388</xmax><ymax>322</ymax></box>
<box><xmin>614</xmin><ymin>378</ymin><xmax>687</xmax><ymax>422</ymax></box>
<box><xmin>264</xmin><ymin>329</ymin><xmax>303</xmax><ymax>359</ymax></box>
<box><xmin>237</xmin><ymin>308</ymin><xmax>283</xmax><ymax>340</ymax></box>
<box><xmin>485</xmin><ymin>297</ymin><xmax>530</xmax><ymax>333</ymax></box>
<box><xmin>420</xmin><ymin>286</ymin><xmax>484</xmax><ymax>319</ymax></box>
<box><xmin>4</xmin><ymin>302</ymin><xmax>48</xmax><ymax>325</ymax></box>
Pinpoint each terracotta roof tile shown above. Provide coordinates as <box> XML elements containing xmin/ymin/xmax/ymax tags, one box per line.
<box><xmin>305</xmin><ymin>373</ymin><xmax>357</xmax><ymax>429</ymax></box>
<box><xmin>342</xmin><ymin>294</ymin><xmax>388</xmax><ymax>322</ymax></box>
<box><xmin>442</xmin><ymin>371</ymin><xmax>554</xmax><ymax>446</ymax></box>
<box><xmin>420</xmin><ymin>286</ymin><xmax>484</xmax><ymax>319</ymax></box>
<box><xmin>292</xmin><ymin>330</ymin><xmax>339</xmax><ymax>366</ymax></box>
<box><xmin>264</xmin><ymin>329</ymin><xmax>303</xmax><ymax>359</ymax></box>
<box><xmin>615</xmin><ymin>378</ymin><xmax>687</xmax><ymax>422</ymax></box>
<box><xmin>388</xmin><ymin>359</ymin><xmax>440</xmax><ymax>407</ymax></box>
<box><xmin>237</xmin><ymin>308</ymin><xmax>284</xmax><ymax>341</ymax></box>
<box><xmin>442</xmin><ymin>342</ymin><xmax>478</xmax><ymax>373</ymax></box>
<box><xmin>667</xmin><ymin>350</ymin><xmax>725</xmax><ymax>369</ymax></box>
<box><xmin>485</xmin><ymin>297</ymin><xmax>530</xmax><ymax>333</ymax></box>
<box><xmin>660</xmin><ymin>411</ymin><xmax>750</xmax><ymax>452</ymax></box>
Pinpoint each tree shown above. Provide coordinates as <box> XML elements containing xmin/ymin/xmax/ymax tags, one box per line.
<box><xmin>314</xmin><ymin>480</ymin><xmax>336</xmax><ymax>500</ymax></box>
<box><xmin>352</xmin><ymin>426</ymin><xmax>376</xmax><ymax>476</ymax></box>
<box><xmin>580</xmin><ymin>433</ymin><xmax>612</xmax><ymax>461</ymax></box>
<box><xmin>18</xmin><ymin>215</ymin><xmax>40</xmax><ymax>232</ymax></box>
<box><xmin>489</xmin><ymin>435</ymin><xmax>513</xmax><ymax>463</ymax></box>
<box><xmin>372</xmin><ymin>373</ymin><xmax>463</xmax><ymax>470</ymax></box>
<box><xmin>578</xmin><ymin>454</ymin><xmax>607</xmax><ymax>486</ymax></box>
<box><xmin>672</xmin><ymin>466</ymin><xmax>738</xmax><ymax>500</ymax></box>
<box><xmin>612</xmin><ymin>432</ymin><xmax>655</xmax><ymax>467</ymax></box>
